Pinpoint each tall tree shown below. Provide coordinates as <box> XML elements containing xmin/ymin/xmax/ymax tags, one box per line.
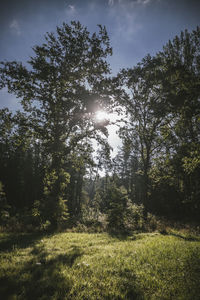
<box><xmin>0</xmin><ymin>21</ymin><xmax>112</xmax><ymax>228</ymax></box>
<box><xmin>156</xmin><ymin>27</ymin><xmax>200</xmax><ymax>218</ymax></box>
<box><xmin>119</xmin><ymin>55</ymin><xmax>168</xmax><ymax>211</ymax></box>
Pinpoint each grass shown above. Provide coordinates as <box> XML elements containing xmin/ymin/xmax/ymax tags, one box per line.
<box><xmin>0</xmin><ymin>231</ymin><xmax>200</xmax><ymax>299</ymax></box>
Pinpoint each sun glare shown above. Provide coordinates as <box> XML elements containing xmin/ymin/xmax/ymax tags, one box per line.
<box><xmin>95</xmin><ymin>110</ymin><xmax>109</xmax><ymax>122</ymax></box>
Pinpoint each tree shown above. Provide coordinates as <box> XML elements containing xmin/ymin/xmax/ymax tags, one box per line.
<box><xmin>115</xmin><ymin>27</ymin><xmax>200</xmax><ymax>220</ymax></box>
<box><xmin>0</xmin><ymin>21</ymin><xmax>113</xmax><ymax>228</ymax></box>
<box><xmin>0</xmin><ymin>181</ymin><xmax>10</xmax><ymax>226</ymax></box>
<box><xmin>113</xmin><ymin>142</ymin><xmax>142</xmax><ymax>204</ymax></box>
<box><xmin>155</xmin><ymin>27</ymin><xmax>200</xmax><ymax>218</ymax></box>
<box><xmin>106</xmin><ymin>182</ymin><xmax>129</xmax><ymax>233</ymax></box>
<box><xmin>118</xmin><ymin>55</ymin><xmax>168</xmax><ymax>211</ymax></box>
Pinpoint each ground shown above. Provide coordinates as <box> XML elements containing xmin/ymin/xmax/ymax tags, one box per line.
<box><xmin>0</xmin><ymin>231</ymin><xmax>200</xmax><ymax>299</ymax></box>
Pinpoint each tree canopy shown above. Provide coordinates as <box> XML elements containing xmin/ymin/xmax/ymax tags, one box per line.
<box><xmin>0</xmin><ymin>23</ymin><xmax>199</xmax><ymax>231</ymax></box>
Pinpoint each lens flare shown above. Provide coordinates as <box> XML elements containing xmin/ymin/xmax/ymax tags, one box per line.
<box><xmin>95</xmin><ymin>110</ymin><xmax>109</xmax><ymax>121</ymax></box>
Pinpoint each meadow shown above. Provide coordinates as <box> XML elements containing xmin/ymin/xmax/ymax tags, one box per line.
<box><xmin>0</xmin><ymin>231</ymin><xmax>200</xmax><ymax>299</ymax></box>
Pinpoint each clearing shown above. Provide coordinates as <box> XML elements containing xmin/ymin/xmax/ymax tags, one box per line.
<box><xmin>0</xmin><ymin>231</ymin><xmax>200</xmax><ymax>299</ymax></box>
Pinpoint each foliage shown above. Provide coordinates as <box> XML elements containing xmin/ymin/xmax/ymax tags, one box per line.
<box><xmin>124</xmin><ymin>201</ymin><xmax>145</xmax><ymax>231</ymax></box>
<box><xmin>0</xmin><ymin>182</ymin><xmax>10</xmax><ymax>226</ymax></box>
<box><xmin>0</xmin><ymin>21</ymin><xmax>113</xmax><ymax>228</ymax></box>
<box><xmin>106</xmin><ymin>184</ymin><xmax>128</xmax><ymax>232</ymax></box>
<box><xmin>1</xmin><ymin>23</ymin><xmax>200</xmax><ymax>230</ymax></box>
<box><xmin>114</xmin><ymin>26</ymin><xmax>200</xmax><ymax>220</ymax></box>
<box><xmin>42</xmin><ymin>168</ymin><xmax>70</xmax><ymax>229</ymax></box>
<box><xmin>105</xmin><ymin>183</ymin><xmax>151</xmax><ymax>233</ymax></box>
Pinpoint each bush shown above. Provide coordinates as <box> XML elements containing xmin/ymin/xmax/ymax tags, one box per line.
<box><xmin>0</xmin><ymin>182</ymin><xmax>11</xmax><ymax>227</ymax></box>
<box><xmin>106</xmin><ymin>185</ymin><xmax>128</xmax><ymax>233</ymax></box>
<box><xmin>124</xmin><ymin>201</ymin><xmax>145</xmax><ymax>232</ymax></box>
<box><xmin>80</xmin><ymin>206</ymin><xmax>107</xmax><ymax>232</ymax></box>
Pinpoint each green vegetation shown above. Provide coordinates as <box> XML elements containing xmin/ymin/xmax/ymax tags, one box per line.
<box><xmin>0</xmin><ymin>22</ymin><xmax>199</xmax><ymax>299</ymax></box>
<box><xmin>0</xmin><ymin>23</ymin><xmax>200</xmax><ymax>229</ymax></box>
<box><xmin>0</xmin><ymin>231</ymin><xmax>200</xmax><ymax>299</ymax></box>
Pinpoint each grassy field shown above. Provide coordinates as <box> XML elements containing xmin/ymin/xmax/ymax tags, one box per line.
<box><xmin>0</xmin><ymin>231</ymin><xmax>200</xmax><ymax>299</ymax></box>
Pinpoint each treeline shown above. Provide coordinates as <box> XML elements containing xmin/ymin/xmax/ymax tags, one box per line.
<box><xmin>0</xmin><ymin>22</ymin><xmax>199</xmax><ymax>231</ymax></box>
<box><xmin>114</xmin><ymin>29</ymin><xmax>200</xmax><ymax>221</ymax></box>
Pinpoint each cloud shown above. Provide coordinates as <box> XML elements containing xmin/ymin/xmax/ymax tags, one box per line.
<box><xmin>9</xmin><ymin>19</ymin><xmax>21</xmax><ymax>36</ymax></box>
<box><xmin>108</xmin><ymin>0</ymin><xmax>114</xmax><ymax>6</ymax></box>
<box><xmin>68</xmin><ymin>4</ymin><xmax>75</xmax><ymax>13</ymax></box>
<box><xmin>108</xmin><ymin>1</ymin><xmax>143</xmax><ymax>42</ymax></box>
<box><xmin>65</xmin><ymin>3</ymin><xmax>76</xmax><ymax>16</ymax></box>
<box><xmin>136</xmin><ymin>0</ymin><xmax>151</xmax><ymax>5</ymax></box>
<box><xmin>107</xmin><ymin>0</ymin><xmax>158</xmax><ymax>42</ymax></box>
<box><xmin>108</xmin><ymin>0</ymin><xmax>126</xmax><ymax>6</ymax></box>
<box><xmin>109</xmin><ymin>0</ymin><xmax>154</xmax><ymax>7</ymax></box>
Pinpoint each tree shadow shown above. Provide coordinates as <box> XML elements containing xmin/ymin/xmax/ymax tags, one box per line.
<box><xmin>169</xmin><ymin>232</ymin><xmax>200</xmax><ymax>242</ymax></box>
<box><xmin>108</xmin><ymin>229</ymin><xmax>131</xmax><ymax>241</ymax></box>
<box><xmin>0</xmin><ymin>232</ymin><xmax>46</xmax><ymax>252</ymax></box>
<box><xmin>117</xmin><ymin>268</ymin><xmax>144</xmax><ymax>300</ymax></box>
<box><xmin>31</xmin><ymin>244</ymin><xmax>83</xmax><ymax>267</ymax></box>
<box><xmin>0</xmin><ymin>242</ymin><xmax>83</xmax><ymax>299</ymax></box>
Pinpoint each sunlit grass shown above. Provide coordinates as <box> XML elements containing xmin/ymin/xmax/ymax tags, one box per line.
<box><xmin>0</xmin><ymin>231</ymin><xmax>200</xmax><ymax>299</ymax></box>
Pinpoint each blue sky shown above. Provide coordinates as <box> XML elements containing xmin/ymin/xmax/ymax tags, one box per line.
<box><xmin>0</xmin><ymin>0</ymin><xmax>200</xmax><ymax>111</ymax></box>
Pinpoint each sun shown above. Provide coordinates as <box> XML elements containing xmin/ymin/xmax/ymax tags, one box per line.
<box><xmin>95</xmin><ymin>110</ymin><xmax>110</xmax><ymax>122</ymax></box>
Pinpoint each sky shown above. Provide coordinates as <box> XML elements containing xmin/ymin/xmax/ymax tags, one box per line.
<box><xmin>0</xmin><ymin>0</ymin><xmax>200</xmax><ymax>155</ymax></box>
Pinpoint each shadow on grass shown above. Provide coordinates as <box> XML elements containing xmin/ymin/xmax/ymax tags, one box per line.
<box><xmin>169</xmin><ymin>232</ymin><xmax>200</xmax><ymax>242</ymax></box>
<box><xmin>108</xmin><ymin>229</ymin><xmax>131</xmax><ymax>241</ymax></box>
<box><xmin>0</xmin><ymin>243</ymin><xmax>83</xmax><ymax>299</ymax></box>
<box><xmin>0</xmin><ymin>232</ymin><xmax>46</xmax><ymax>252</ymax></box>
<box><xmin>108</xmin><ymin>231</ymin><xmax>147</xmax><ymax>242</ymax></box>
<box><xmin>118</xmin><ymin>269</ymin><xmax>144</xmax><ymax>300</ymax></box>
<box><xmin>31</xmin><ymin>244</ymin><xmax>83</xmax><ymax>267</ymax></box>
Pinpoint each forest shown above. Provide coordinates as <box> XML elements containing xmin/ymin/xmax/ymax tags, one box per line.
<box><xmin>1</xmin><ymin>20</ymin><xmax>200</xmax><ymax>300</ymax></box>
<box><xmin>0</xmin><ymin>21</ymin><xmax>200</xmax><ymax>233</ymax></box>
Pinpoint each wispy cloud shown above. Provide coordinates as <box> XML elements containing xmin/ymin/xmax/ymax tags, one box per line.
<box><xmin>108</xmin><ymin>0</ymin><xmax>152</xmax><ymax>7</ymax></box>
<box><xmin>137</xmin><ymin>0</ymin><xmax>151</xmax><ymax>5</ymax></box>
<box><xmin>9</xmin><ymin>19</ymin><xmax>21</xmax><ymax>36</ymax></box>
<box><xmin>108</xmin><ymin>1</ymin><xmax>143</xmax><ymax>42</ymax></box>
<box><xmin>108</xmin><ymin>0</ymin><xmax>158</xmax><ymax>41</ymax></box>
<box><xmin>65</xmin><ymin>4</ymin><xmax>76</xmax><ymax>16</ymax></box>
<box><xmin>68</xmin><ymin>4</ymin><xmax>76</xmax><ymax>13</ymax></box>
<box><xmin>108</xmin><ymin>0</ymin><xmax>114</xmax><ymax>6</ymax></box>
